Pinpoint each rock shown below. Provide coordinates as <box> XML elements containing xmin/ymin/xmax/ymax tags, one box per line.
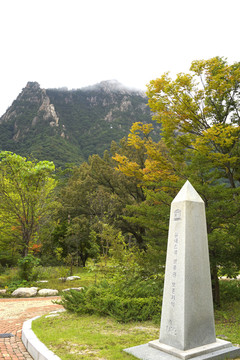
<box><xmin>38</xmin><ymin>289</ymin><xmax>58</xmax><ymax>296</ymax></box>
<box><xmin>0</xmin><ymin>289</ymin><xmax>7</xmax><ymax>294</ymax></box>
<box><xmin>66</xmin><ymin>276</ymin><xmax>81</xmax><ymax>281</ymax></box>
<box><xmin>62</xmin><ymin>287</ymin><xmax>84</xmax><ymax>292</ymax></box>
<box><xmin>36</xmin><ymin>280</ymin><xmax>48</xmax><ymax>283</ymax></box>
<box><xmin>12</xmin><ymin>287</ymin><xmax>38</xmax><ymax>297</ymax></box>
<box><xmin>59</xmin><ymin>276</ymin><xmax>80</xmax><ymax>281</ymax></box>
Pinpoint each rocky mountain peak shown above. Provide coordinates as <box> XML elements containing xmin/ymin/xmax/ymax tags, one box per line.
<box><xmin>0</xmin><ymin>82</ymin><xmax>60</xmax><ymax>139</ymax></box>
<box><xmin>26</xmin><ymin>81</ymin><xmax>41</xmax><ymax>90</ymax></box>
<box><xmin>0</xmin><ymin>80</ymin><xmax>156</xmax><ymax>167</ymax></box>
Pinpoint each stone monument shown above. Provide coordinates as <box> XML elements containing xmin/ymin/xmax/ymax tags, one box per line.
<box><xmin>125</xmin><ymin>181</ymin><xmax>240</xmax><ymax>360</ymax></box>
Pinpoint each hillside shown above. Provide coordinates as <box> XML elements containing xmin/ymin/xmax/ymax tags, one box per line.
<box><xmin>0</xmin><ymin>81</ymin><xmax>159</xmax><ymax>167</ymax></box>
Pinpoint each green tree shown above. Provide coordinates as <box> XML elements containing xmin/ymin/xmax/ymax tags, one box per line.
<box><xmin>0</xmin><ymin>151</ymin><xmax>57</xmax><ymax>261</ymax></box>
<box><xmin>55</xmin><ymin>141</ymin><xmax>160</xmax><ymax>264</ymax></box>
<box><xmin>89</xmin><ymin>150</ymin><xmax>148</xmax><ymax>249</ymax></box>
<box><xmin>147</xmin><ymin>56</ymin><xmax>240</xmax><ymax>305</ymax></box>
<box><xmin>66</xmin><ymin>215</ymin><xmax>100</xmax><ymax>268</ymax></box>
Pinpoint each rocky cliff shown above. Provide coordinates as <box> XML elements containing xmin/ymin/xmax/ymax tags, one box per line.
<box><xmin>0</xmin><ymin>80</ymin><xmax>158</xmax><ymax>167</ymax></box>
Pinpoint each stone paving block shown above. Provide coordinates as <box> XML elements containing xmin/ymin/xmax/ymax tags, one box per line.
<box><xmin>0</xmin><ymin>297</ymin><xmax>63</xmax><ymax>359</ymax></box>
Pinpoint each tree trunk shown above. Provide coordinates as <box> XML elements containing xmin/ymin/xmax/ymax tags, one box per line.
<box><xmin>22</xmin><ymin>228</ymin><xmax>30</xmax><ymax>257</ymax></box>
<box><xmin>211</xmin><ymin>263</ymin><xmax>220</xmax><ymax>307</ymax></box>
<box><xmin>22</xmin><ymin>244</ymin><xmax>29</xmax><ymax>257</ymax></box>
<box><xmin>80</xmin><ymin>253</ymin><xmax>87</xmax><ymax>267</ymax></box>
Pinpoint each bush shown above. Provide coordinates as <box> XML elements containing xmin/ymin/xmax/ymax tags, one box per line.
<box><xmin>0</xmin><ymin>267</ymin><xmax>19</xmax><ymax>288</ymax></box>
<box><xmin>60</xmin><ymin>274</ymin><xmax>163</xmax><ymax>323</ymax></box>
<box><xmin>6</xmin><ymin>279</ymin><xmax>30</xmax><ymax>293</ymax></box>
<box><xmin>220</xmin><ymin>280</ymin><xmax>240</xmax><ymax>303</ymax></box>
<box><xmin>18</xmin><ymin>255</ymin><xmax>40</xmax><ymax>281</ymax></box>
<box><xmin>0</xmin><ymin>251</ymin><xmax>19</xmax><ymax>267</ymax></box>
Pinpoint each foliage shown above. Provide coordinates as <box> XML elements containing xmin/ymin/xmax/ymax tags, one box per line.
<box><xmin>60</xmin><ymin>274</ymin><xmax>163</xmax><ymax>323</ymax></box>
<box><xmin>49</xmin><ymin>122</ymin><xmax>178</xmax><ymax>275</ymax></box>
<box><xmin>60</xmin><ymin>242</ymin><xmax>163</xmax><ymax>322</ymax></box>
<box><xmin>5</xmin><ymin>279</ymin><xmax>30</xmax><ymax>293</ymax></box>
<box><xmin>146</xmin><ymin>56</ymin><xmax>240</xmax><ymax>305</ymax></box>
<box><xmin>219</xmin><ymin>280</ymin><xmax>240</xmax><ymax>303</ymax></box>
<box><xmin>18</xmin><ymin>254</ymin><xmax>40</xmax><ymax>281</ymax></box>
<box><xmin>0</xmin><ymin>267</ymin><xmax>18</xmax><ymax>288</ymax></box>
<box><xmin>48</xmin><ymin>163</ymin><xmax>102</xmax><ymax>267</ymax></box>
<box><xmin>0</xmin><ymin>151</ymin><xmax>57</xmax><ymax>262</ymax></box>
<box><xmin>52</xmin><ymin>147</ymin><xmax>154</xmax><ymax>266</ymax></box>
<box><xmin>112</xmin><ymin>122</ymin><xmax>180</xmax><ymax>273</ymax></box>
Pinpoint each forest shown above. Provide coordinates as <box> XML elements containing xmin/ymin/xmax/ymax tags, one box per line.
<box><xmin>0</xmin><ymin>57</ymin><xmax>240</xmax><ymax>310</ymax></box>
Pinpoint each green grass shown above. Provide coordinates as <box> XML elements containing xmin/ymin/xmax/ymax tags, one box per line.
<box><xmin>34</xmin><ymin>267</ymin><xmax>97</xmax><ymax>292</ymax></box>
<box><xmin>215</xmin><ymin>301</ymin><xmax>240</xmax><ymax>346</ymax></box>
<box><xmin>32</xmin><ymin>312</ymin><xmax>159</xmax><ymax>360</ymax></box>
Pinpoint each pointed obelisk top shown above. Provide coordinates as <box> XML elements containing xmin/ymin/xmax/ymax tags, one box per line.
<box><xmin>173</xmin><ymin>180</ymin><xmax>204</xmax><ymax>203</ymax></box>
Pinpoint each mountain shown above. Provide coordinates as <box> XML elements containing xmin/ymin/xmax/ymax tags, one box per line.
<box><xmin>0</xmin><ymin>81</ymin><xmax>159</xmax><ymax>167</ymax></box>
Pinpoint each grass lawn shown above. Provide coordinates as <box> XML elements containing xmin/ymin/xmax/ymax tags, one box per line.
<box><xmin>215</xmin><ymin>301</ymin><xmax>240</xmax><ymax>345</ymax></box>
<box><xmin>32</xmin><ymin>313</ymin><xmax>159</xmax><ymax>360</ymax></box>
<box><xmin>33</xmin><ymin>300</ymin><xmax>240</xmax><ymax>360</ymax></box>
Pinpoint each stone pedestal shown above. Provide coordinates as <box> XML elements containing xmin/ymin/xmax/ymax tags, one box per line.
<box><xmin>124</xmin><ymin>181</ymin><xmax>240</xmax><ymax>360</ymax></box>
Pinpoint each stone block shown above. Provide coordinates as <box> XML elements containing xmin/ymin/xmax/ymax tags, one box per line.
<box><xmin>66</xmin><ymin>276</ymin><xmax>81</xmax><ymax>281</ymax></box>
<box><xmin>12</xmin><ymin>287</ymin><xmax>38</xmax><ymax>297</ymax></box>
<box><xmin>62</xmin><ymin>287</ymin><xmax>84</xmax><ymax>292</ymax></box>
<box><xmin>38</xmin><ymin>289</ymin><xmax>58</xmax><ymax>296</ymax></box>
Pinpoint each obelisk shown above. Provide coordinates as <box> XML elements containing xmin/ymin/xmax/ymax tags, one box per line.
<box><xmin>125</xmin><ymin>181</ymin><xmax>240</xmax><ymax>360</ymax></box>
<box><xmin>156</xmin><ymin>180</ymin><xmax>216</xmax><ymax>349</ymax></box>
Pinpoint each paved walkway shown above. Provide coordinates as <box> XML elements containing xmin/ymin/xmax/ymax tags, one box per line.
<box><xmin>0</xmin><ymin>297</ymin><xmax>63</xmax><ymax>359</ymax></box>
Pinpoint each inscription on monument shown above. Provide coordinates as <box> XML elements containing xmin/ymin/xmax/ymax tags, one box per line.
<box><xmin>170</xmin><ymin>232</ymin><xmax>179</xmax><ymax>307</ymax></box>
<box><xmin>166</xmin><ymin>320</ymin><xmax>177</xmax><ymax>336</ymax></box>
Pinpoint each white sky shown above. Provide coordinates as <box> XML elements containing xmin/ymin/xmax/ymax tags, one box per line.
<box><xmin>1</xmin><ymin>0</ymin><xmax>240</xmax><ymax>116</ymax></box>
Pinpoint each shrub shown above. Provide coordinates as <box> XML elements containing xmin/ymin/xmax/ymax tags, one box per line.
<box><xmin>6</xmin><ymin>279</ymin><xmax>30</xmax><ymax>293</ymax></box>
<box><xmin>0</xmin><ymin>267</ymin><xmax>19</xmax><ymax>288</ymax></box>
<box><xmin>220</xmin><ymin>280</ymin><xmax>240</xmax><ymax>303</ymax></box>
<box><xmin>18</xmin><ymin>255</ymin><xmax>40</xmax><ymax>281</ymax></box>
<box><xmin>60</xmin><ymin>274</ymin><xmax>163</xmax><ymax>323</ymax></box>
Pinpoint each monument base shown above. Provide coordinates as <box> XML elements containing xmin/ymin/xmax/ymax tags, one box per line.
<box><xmin>124</xmin><ymin>338</ymin><xmax>240</xmax><ymax>360</ymax></box>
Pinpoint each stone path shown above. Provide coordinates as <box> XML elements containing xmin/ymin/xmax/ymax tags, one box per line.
<box><xmin>0</xmin><ymin>297</ymin><xmax>63</xmax><ymax>359</ymax></box>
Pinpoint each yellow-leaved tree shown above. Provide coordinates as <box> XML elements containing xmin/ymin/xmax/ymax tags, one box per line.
<box><xmin>113</xmin><ymin>122</ymin><xmax>180</xmax><ymax>272</ymax></box>
<box><xmin>147</xmin><ymin>56</ymin><xmax>240</xmax><ymax>305</ymax></box>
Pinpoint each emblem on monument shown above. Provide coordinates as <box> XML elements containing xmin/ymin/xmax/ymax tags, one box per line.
<box><xmin>174</xmin><ymin>209</ymin><xmax>181</xmax><ymax>221</ymax></box>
